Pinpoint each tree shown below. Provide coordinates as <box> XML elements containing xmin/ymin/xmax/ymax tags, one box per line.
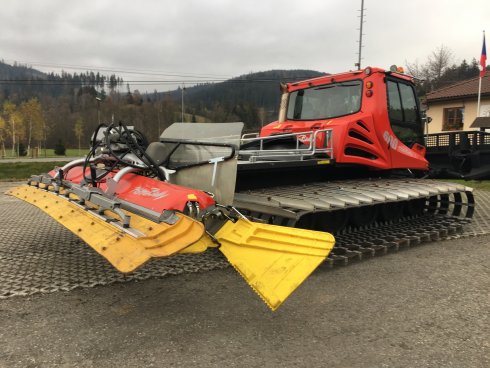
<box><xmin>2</xmin><ymin>100</ymin><xmax>24</xmax><ymax>156</ymax></box>
<box><xmin>404</xmin><ymin>45</ymin><xmax>488</xmax><ymax>96</ymax></box>
<box><xmin>73</xmin><ymin>117</ymin><xmax>84</xmax><ymax>156</ymax></box>
<box><xmin>406</xmin><ymin>45</ymin><xmax>452</xmax><ymax>80</ymax></box>
<box><xmin>0</xmin><ymin>116</ymin><xmax>6</xmax><ymax>157</ymax></box>
<box><xmin>109</xmin><ymin>74</ymin><xmax>118</xmax><ymax>92</ymax></box>
<box><xmin>20</xmin><ymin>97</ymin><xmax>45</xmax><ymax>156</ymax></box>
<box><xmin>126</xmin><ymin>83</ymin><xmax>134</xmax><ymax>104</ymax></box>
<box><xmin>406</xmin><ymin>45</ymin><xmax>453</xmax><ymax>93</ymax></box>
<box><xmin>428</xmin><ymin>45</ymin><xmax>453</xmax><ymax>81</ymax></box>
<box><xmin>54</xmin><ymin>139</ymin><xmax>66</xmax><ymax>155</ymax></box>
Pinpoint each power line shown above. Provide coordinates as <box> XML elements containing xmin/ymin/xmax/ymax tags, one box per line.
<box><xmin>2</xmin><ymin>59</ymin><xmax>325</xmax><ymax>85</ymax></box>
<box><xmin>0</xmin><ymin>76</ymin><xmax>321</xmax><ymax>86</ymax></box>
<box><xmin>2</xmin><ymin>58</ymin><xmax>235</xmax><ymax>79</ymax></box>
<box><xmin>0</xmin><ymin>58</ymin><xmax>325</xmax><ymax>89</ymax></box>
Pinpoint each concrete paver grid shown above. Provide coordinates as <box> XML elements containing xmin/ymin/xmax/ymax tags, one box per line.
<box><xmin>0</xmin><ymin>181</ymin><xmax>489</xmax><ymax>300</ymax></box>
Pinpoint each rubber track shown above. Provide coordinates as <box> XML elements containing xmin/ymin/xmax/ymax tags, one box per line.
<box><xmin>234</xmin><ymin>178</ymin><xmax>475</xmax><ymax>225</ymax></box>
<box><xmin>234</xmin><ymin>178</ymin><xmax>474</xmax><ymax>267</ymax></box>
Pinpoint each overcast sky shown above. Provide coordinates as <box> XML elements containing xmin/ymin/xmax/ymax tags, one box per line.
<box><xmin>1</xmin><ymin>0</ymin><xmax>488</xmax><ymax>91</ymax></box>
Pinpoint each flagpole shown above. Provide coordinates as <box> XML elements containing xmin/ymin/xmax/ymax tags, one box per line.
<box><xmin>477</xmin><ymin>30</ymin><xmax>486</xmax><ymax>118</ymax></box>
<box><xmin>477</xmin><ymin>75</ymin><xmax>482</xmax><ymax>117</ymax></box>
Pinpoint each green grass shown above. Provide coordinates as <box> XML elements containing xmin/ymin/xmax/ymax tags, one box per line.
<box><xmin>438</xmin><ymin>179</ymin><xmax>490</xmax><ymax>191</ymax></box>
<box><xmin>45</xmin><ymin>148</ymin><xmax>89</xmax><ymax>157</ymax></box>
<box><xmin>0</xmin><ymin>162</ymin><xmax>68</xmax><ymax>181</ymax></box>
<box><xmin>0</xmin><ymin>148</ymin><xmax>89</xmax><ymax>159</ymax></box>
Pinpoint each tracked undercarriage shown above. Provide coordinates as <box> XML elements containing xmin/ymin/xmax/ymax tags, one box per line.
<box><xmin>235</xmin><ymin>179</ymin><xmax>474</xmax><ymax>230</ymax></box>
<box><xmin>235</xmin><ymin>178</ymin><xmax>474</xmax><ymax>266</ymax></box>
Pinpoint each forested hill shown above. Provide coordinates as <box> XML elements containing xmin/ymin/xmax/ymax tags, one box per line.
<box><xmin>0</xmin><ymin>60</ymin><xmax>45</xmax><ymax>79</ymax></box>
<box><xmin>0</xmin><ymin>64</ymin><xmax>324</xmax><ymax>149</ymax></box>
<box><xmin>170</xmin><ymin>69</ymin><xmax>324</xmax><ymax>110</ymax></box>
<box><xmin>0</xmin><ymin>60</ymin><xmax>124</xmax><ymax>101</ymax></box>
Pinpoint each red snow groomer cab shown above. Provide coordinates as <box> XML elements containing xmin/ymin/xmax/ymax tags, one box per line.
<box><xmin>260</xmin><ymin>66</ymin><xmax>428</xmax><ymax>172</ymax></box>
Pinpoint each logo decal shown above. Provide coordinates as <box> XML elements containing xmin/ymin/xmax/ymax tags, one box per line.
<box><xmin>383</xmin><ymin>131</ymin><xmax>398</xmax><ymax>150</ymax></box>
<box><xmin>297</xmin><ymin>134</ymin><xmax>310</xmax><ymax>144</ymax></box>
<box><xmin>383</xmin><ymin>131</ymin><xmax>418</xmax><ymax>158</ymax></box>
<box><xmin>132</xmin><ymin>186</ymin><xmax>169</xmax><ymax>200</ymax></box>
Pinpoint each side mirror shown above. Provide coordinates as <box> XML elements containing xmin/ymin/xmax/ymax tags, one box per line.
<box><xmin>421</xmin><ymin>110</ymin><xmax>432</xmax><ymax>124</ymax></box>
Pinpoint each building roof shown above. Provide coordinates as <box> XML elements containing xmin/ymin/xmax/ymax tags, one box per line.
<box><xmin>426</xmin><ymin>74</ymin><xmax>490</xmax><ymax>103</ymax></box>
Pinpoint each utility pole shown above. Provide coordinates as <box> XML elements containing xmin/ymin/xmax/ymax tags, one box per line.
<box><xmin>181</xmin><ymin>84</ymin><xmax>185</xmax><ymax>122</ymax></box>
<box><xmin>355</xmin><ymin>0</ymin><xmax>366</xmax><ymax>70</ymax></box>
<box><xmin>96</xmin><ymin>96</ymin><xmax>101</xmax><ymax>124</ymax></box>
<box><xmin>157</xmin><ymin>102</ymin><xmax>162</xmax><ymax>137</ymax></box>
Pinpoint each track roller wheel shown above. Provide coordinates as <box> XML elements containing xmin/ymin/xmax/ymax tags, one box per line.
<box><xmin>315</xmin><ymin>210</ymin><xmax>349</xmax><ymax>233</ymax></box>
<box><xmin>295</xmin><ymin>210</ymin><xmax>349</xmax><ymax>233</ymax></box>
<box><xmin>296</xmin><ymin>210</ymin><xmax>349</xmax><ymax>233</ymax></box>
<box><xmin>378</xmin><ymin>202</ymin><xmax>404</xmax><ymax>222</ymax></box>
<box><xmin>295</xmin><ymin>213</ymin><xmax>315</xmax><ymax>230</ymax></box>
<box><xmin>349</xmin><ymin>205</ymin><xmax>378</xmax><ymax>227</ymax></box>
<box><xmin>404</xmin><ymin>198</ymin><xmax>426</xmax><ymax>217</ymax></box>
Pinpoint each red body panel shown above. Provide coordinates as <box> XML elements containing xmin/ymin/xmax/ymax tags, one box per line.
<box><xmin>260</xmin><ymin>68</ymin><xmax>428</xmax><ymax>171</ymax></box>
<box><xmin>53</xmin><ymin>166</ymin><xmax>216</xmax><ymax>213</ymax></box>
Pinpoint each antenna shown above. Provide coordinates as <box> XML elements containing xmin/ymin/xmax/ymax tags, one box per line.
<box><xmin>355</xmin><ymin>0</ymin><xmax>366</xmax><ymax>70</ymax></box>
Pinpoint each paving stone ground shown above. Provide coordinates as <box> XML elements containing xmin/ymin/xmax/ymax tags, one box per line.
<box><xmin>1</xmin><ymin>181</ymin><xmax>489</xmax><ymax>300</ymax></box>
<box><xmin>0</xmin><ymin>182</ymin><xmax>489</xmax><ymax>367</ymax></box>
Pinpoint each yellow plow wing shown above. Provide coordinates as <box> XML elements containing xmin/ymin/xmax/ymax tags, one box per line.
<box><xmin>215</xmin><ymin>219</ymin><xmax>335</xmax><ymax>311</ymax></box>
<box><xmin>7</xmin><ymin>185</ymin><xmax>205</xmax><ymax>272</ymax></box>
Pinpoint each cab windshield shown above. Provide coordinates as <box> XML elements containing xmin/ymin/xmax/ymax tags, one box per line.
<box><xmin>286</xmin><ymin>80</ymin><xmax>362</xmax><ymax>120</ymax></box>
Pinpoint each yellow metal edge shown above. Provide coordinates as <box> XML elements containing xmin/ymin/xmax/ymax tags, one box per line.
<box><xmin>178</xmin><ymin>233</ymin><xmax>217</xmax><ymax>254</ymax></box>
<box><xmin>215</xmin><ymin>219</ymin><xmax>335</xmax><ymax>311</ymax></box>
<box><xmin>7</xmin><ymin>185</ymin><xmax>206</xmax><ymax>273</ymax></box>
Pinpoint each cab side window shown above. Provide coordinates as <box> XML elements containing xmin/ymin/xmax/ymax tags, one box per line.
<box><xmin>386</xmin><ymin>79</ymin><xmax>423</xmax><ymax>147</ymax></box>
<box><xmin>387</xmin><ymin>81</ymin><xmax>403</xmax><ymax>122</ymax></box>
<box><xmin>398</xmin><ymin>83</ymin><xmax>418</xmax><ymax>122</ymax></box>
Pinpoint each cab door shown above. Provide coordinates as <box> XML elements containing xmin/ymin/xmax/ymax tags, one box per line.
<box><xmin>385</xmin><ymin>78</ymin><xmax>428</xmax><ymax>169</ymax></box>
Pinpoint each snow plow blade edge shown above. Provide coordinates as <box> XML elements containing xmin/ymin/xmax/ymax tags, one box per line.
<box><xmin>7</xmin><ymin>185</ymin><xmax>205</xmax><ymax>272</ymax></box>
<box><xmin>7</xmin><ymin>185</ymin><xmax>335</xmax><ymax>311</ymax></box>
<box><xmin>215</xmin><ymin>219</ymin><xmax>335</xmax><ymax>311</ymax></box>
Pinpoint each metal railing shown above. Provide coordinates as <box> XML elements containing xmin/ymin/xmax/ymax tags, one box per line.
<box><xmin>239</xmin><ymin>129</ymin><xmax>334</xmax><ymax>162</ymax></box>
<box><xmin>426</xmin><ymin>131</ymin><xmax>490</xmax><ymax>151</ymax></box>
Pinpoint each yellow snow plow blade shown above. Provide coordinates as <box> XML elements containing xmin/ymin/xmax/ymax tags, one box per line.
<box><xmin>215</xmin><ymin>219</ymin><xmax>335</xmax><ymax>311</ymax></box>
<box><xmin>7</xmin><ymin>185</ymin><xmax>205</xmax><ymax>272</ymax></box>
<box><xmin>8</xmin><ymin>185</ymin><xmax>335</xmax><ymax>311</ymax></box>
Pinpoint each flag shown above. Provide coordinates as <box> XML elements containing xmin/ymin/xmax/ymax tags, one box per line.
<box><xmin>480</xmin><ymin>33</ymin><xmax>487</xmax><ymax>78</ymax></box>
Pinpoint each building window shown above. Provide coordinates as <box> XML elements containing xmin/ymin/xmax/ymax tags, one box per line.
<box><xmin>443</xmin><ymin>107</ymin><xmax>464</xmax><ymax>131</ymax></box>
